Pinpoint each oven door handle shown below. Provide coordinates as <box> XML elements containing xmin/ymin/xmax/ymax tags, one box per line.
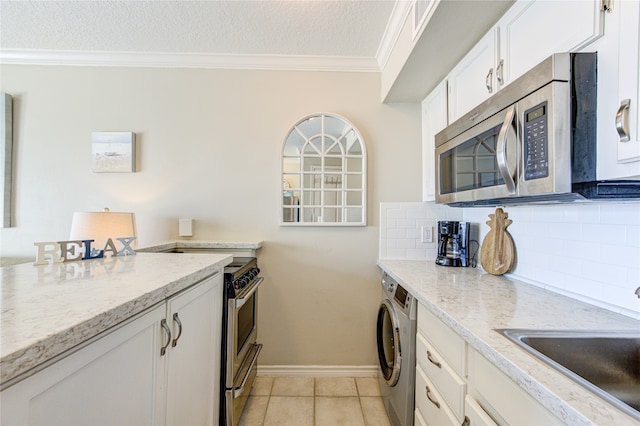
<box><xmin>235</xmin><ymin>277</ymin><xmax>264</xmax><ymax>309</ymax></box>
<box><xmin>497</xmin><ymin>105</ymin><xmax>517</xmax><ymax>195</ymax></box>
<box><xmin>233</xmin><ymin>343</ymin><xmax>263</xmax><ymax>398</ymax></box>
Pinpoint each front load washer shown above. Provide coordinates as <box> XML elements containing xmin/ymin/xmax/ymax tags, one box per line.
<box><xmin>377</xmin><ymin>272</ymin><xmax>416</xmax><ymax>426</ymax></box>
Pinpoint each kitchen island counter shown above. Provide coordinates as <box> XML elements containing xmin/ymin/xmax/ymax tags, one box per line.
<box><xmin>0</xmin><ymin>252</ymin><xmax>232</xmax><ymax>387</ymax></box>
<box><xmin>378</xmin><ymin>259</ymin><xmax>640</xmax><ymax>425</ymax></box>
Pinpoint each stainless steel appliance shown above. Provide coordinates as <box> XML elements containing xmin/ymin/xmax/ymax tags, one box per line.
<box><xmin>221</xmin><ymin>257</ymin><xmax>263</xmax><ymax>426</ymax></box>
<box><xmin>377</xmin><ymin>272</ymin><xmax>416</xmax><ymax>426</ymax></box>
<box><xmin>435</xmin><ymin>52</ymin><xmax>640</xmax><ymax>207</ymax></box>
<box><xmin>435</xmin><ymin>221</ymin><xmax>470</xmax><ymax>267</ymax></box>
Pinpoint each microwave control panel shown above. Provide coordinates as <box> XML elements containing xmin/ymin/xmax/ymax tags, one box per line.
<box><xmin>523</xmin><ymin>102</ymin><xmax>549</xmax><ymax>180</ymax></box>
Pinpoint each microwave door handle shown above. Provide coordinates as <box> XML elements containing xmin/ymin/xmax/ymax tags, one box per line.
<box><xmin>497</xmin><ymin>106</ymin><xmax>516</xmax><ymax>195</ymax></box>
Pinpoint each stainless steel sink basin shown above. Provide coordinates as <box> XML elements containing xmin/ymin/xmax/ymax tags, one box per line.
<box><xmin>496</xmin><ymin>329</ymin><xmax>640</xmax><ymax>420</ymax></box>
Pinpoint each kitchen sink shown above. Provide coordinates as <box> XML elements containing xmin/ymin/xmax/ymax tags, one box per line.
<box><xmin>496</xmin><ymin>329</ymin><xmax>640</xmax><ymax>420</ymax></box>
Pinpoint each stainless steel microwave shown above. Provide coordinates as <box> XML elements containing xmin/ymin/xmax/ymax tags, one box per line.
<box><xmin>435</xmin><ymin>52</ymin><xmax>640</xmax><ymax>206</ymax></box>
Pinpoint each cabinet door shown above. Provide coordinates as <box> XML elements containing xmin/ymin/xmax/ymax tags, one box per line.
<box><xmin>465</xmin><ymin>395</ymin><xmax>498</xmax><ymax>426</ymax></box>
<box><xmin>422</xmin><ymin>80</ymin><xmax>447</xmax><ymax>201</ymax></box>
<box><xmin>447</xmin><ymin>28</ymin><xmax>498</xmax><ymax>123</ymax></box>
<box><xmin>163</xmin><ymin>274</ymin><xmax>223</xmax><ymax>426</ymax></box>
<box><xmin>415</xmin><ymin>365</ymin><xmax>459</xmax><ymax>426</ymax></box>
<box><xmin>468</xmin><ymin>348</ymin><xmax>562</xmax><ymax>425</ymax></box>
<box><xmin>0</xmin><ymin>304</ymin><xmax>165</xmax><ymax>425</ymax></box>
<box><xmin>615</xmin><ymin>0</ymin><xmax>640</xmax><ymax>165</ymax></box>
<box><xmin>499</xmin><ymin>0</ymin><xmax>604</xmax><ymax>86</ymax></box>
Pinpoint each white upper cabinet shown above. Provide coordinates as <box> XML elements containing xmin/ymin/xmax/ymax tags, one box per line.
<box><xmin>614</xmin><ymin>0</ymin><xmax>640</xmax><ymax>171</ymax></box>
<box><xmin>422</xmin><ymin>80</ymin><xmax>447</xmax><ymax>201</ymax></box>
<box><xmin>446</xmin><ymin>0</ymin><xmax>605</xmax><ymax>122</ymax></box>
<box><xmin>447</xmin><ymin>29</ymin><xmax>499</xmax><ymax>123</ymax></box>
<box><xmin>498</xmin><ymin>0</ymin><xmax>604</xmax><ymax>87</ymax></box>
<box><xmin>424</xmin><ymin>0</ymin><xmax>640</xmax><ymax>185</ymax></box>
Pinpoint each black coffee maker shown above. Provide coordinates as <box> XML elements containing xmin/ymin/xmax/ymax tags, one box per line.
<box><xmin>436</xmin><ymin>221</ymin><xmax>470</xmax><ymax>267</ymax></box>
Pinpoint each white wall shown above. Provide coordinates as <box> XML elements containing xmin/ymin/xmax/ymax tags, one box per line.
<box><xmin>0</xmin><ymin>64</ymin><xmax>422</xmax><ymax>367</ymax></box>
<box><xmin>380</xmin><ymin>201</ymin><xmax>640</xmax><ymax>318</ymax></box>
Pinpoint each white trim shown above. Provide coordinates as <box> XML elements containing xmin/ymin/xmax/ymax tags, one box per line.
<box><xmin>257</xmin><ymin>365</ymin><xmax>378</xmax><ymax>377</ymax></box>
<box><xmin>0</xmin><ymin>49</ymin><xmax>379</xmax><ymax>72</ymax></box>
<box><xmin>375</xmin><ymin>0</ymin><xmax>413</xmax><ymax>71</ymax></box>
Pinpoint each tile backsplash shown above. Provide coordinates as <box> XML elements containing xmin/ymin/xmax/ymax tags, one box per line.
<box><xmin>380</xmin><ymin>201</ymin><xmax>640</xmax><ymax>318</ymax></box>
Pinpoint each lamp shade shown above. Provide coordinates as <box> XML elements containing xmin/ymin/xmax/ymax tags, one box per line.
<box><xmin>69</xmin><ymin>208</ymin><xmax>137</xmax><ymax>249</ymax></box>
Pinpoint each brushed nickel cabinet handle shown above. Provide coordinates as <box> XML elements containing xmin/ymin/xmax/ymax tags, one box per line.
<box><xmin>486</xmin><ymin>68</ymin><xmax>494</xmax><ymax>94</ymax></box>
<box><xmin>427</xmin><ymin>350</ymin><xmax>442</xmax><ymax>368</ymax></box>
<box><xmin>160</xmin><ymin>319</ymin><xmax>171</xmax><ymax>356</ymax></box>
<box><xmin>171</xmin><ymin>312</ymin><xmax>183</xmax><ymax>347</ymax></box>
<box><xmin>616</xmin><ymin>98</ymin><xmax>631</xmax><ymax>142</ymax></box>
<box><xmin>496</xmin><ymin>59</ymin><xmax>504</xmax><ymax>85</ymax></box>
<box><xmin>426</xmin><ymin>385</ymin><xmax>440</xmax><ymax>408</ymax></box>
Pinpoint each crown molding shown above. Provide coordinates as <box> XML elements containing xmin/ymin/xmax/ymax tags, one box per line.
<box><xmin>0</xmin><ymin>49</ymin><xmax>380</xmax><ymax>73</ymax></box>
<box><xmin>375</xmin><ymin>0</ymin><xmax>413</xmax><ymax>70</ymax></box>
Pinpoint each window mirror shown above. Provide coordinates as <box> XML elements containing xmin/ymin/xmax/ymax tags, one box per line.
<box><xmin>281</xmin><ymin>113</ymin><xmax>367</xmax><ymax>226</ymax></box>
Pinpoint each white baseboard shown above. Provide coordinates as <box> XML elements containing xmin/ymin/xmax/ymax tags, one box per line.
<box><xmin>257</xmin><ymin>365</ymin><xmax>379</xmax><ymax>378</ymax></box>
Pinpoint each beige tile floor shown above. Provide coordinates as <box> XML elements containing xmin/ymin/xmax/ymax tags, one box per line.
<box><xmin>239</xmin><ymin>376</ymin><xmax>392</xmax><ymax>426</ymax></box>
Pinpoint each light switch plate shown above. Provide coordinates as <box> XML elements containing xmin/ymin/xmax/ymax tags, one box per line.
<box><xmin>421</xmin><ymin>225</ymin><xmax>433</xmax><ymax>243</ymax></box>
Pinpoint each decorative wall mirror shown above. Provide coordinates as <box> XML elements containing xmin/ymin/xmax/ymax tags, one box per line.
<box><xmin>1</xmin><ymin>93</ymin><xmax>12</xmax><ymax>228</ymax></box>
<box><xmin>281</xmin><ymin>113</ymin><xmax>367</xmax><ymax>226</ymax></box>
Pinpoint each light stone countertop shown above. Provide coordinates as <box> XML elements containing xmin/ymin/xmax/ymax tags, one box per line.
<box><xmin>138</xmin><ymin>240</ymin><xmax>263</xmax><ymax>252</ymax></box>
<box><xmin>0</xmin><ymin>252</ymin><xmax>232</xmax><ymax>387</ymax></box>
<box><xmin>377</xmin><ymin>259</ymin><xmax>640</xmax><ymax>426</ymax></box>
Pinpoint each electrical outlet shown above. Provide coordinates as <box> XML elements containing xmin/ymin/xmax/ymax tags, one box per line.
<box><xmin>421</xmin><ymin>226</ymin><xmax>433</xmax><ymax>243</ymax></box>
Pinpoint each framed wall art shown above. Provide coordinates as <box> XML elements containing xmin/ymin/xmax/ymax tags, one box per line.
<box><xmin>91</xmin><ymin>132</ymin><xmax>136</xmax><ymax>173</ymax></box>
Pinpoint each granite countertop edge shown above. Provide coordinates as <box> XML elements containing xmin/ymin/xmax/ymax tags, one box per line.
<box><xmin>138</xmin><ymin>240</ymin><xmax>263</xmax><ymax>251</ymax></box>
<box><xmin>0</xmin><ymin>253</ymin><xmax>233</xmax><ymax>387</ymax></box>
<box><xmin>377</xmin><ymin>259</ymin><xmax>640</xmax><ymax>426</ymax></box>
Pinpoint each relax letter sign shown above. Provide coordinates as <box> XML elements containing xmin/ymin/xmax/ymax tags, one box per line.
<box><xmin>34</xmin><ymin>237</ymin><xmax>136</xmax><ymax>266</ymax></box>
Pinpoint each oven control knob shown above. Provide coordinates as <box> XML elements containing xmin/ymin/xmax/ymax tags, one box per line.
<box><xmin>233</xmin><ymin>279</ymin><xmax>241</xmax><ymax>289</ymax></box>
<box><xmin>240</xmin><ymin>276</ymin><xmax>250</xmax><ymax>288</ymax></box>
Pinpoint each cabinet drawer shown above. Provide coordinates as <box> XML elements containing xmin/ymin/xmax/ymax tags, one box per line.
<box><xmin>417</xmin><ymin>303</ymin><xmax>466</xmax><ymax>376</ymax></box>
<box><xmin>465</xmin><ymin>395</ymin><xmax>498</xmax><ymax>426</ymax></box>
<box><xmin>416</xmin><ymin>332</ymin><xmax>466</xmax><ymax>422</ymax></box>
<box><xmin>415</xmin><ymin>365</ymin><xmax>459</xmax><ymax>426</ymax></box>
<box><xmin>468</xmin><ymin>349</ymin><xmax>562</xmax><ymax>425</ymax></box>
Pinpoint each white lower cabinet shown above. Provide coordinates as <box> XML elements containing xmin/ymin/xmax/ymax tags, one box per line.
<box><xmin>1</xmin><ymin>303</ymin><xmax>165</xmax><ymax>425</ymax></box>
<box><xmin>162</xmin><ymin>274</ymin><xmax>222</xmax><ymax>426</ymax></box>
<box><xmin>416</xmin><ymin>365</ymin><xmax>460</xmax><ymax>425</ymax></box>
<box><xmin>415</xmin><ymin>303</ymin><xmax>466</xmax><ymax>425</ymax></box>
<box><xmin>415</xmin><ymin>302</ymin><xmax>561</xmax><ymax>426</ymax></box>
<box><xmin>1</xmin><ymin>273</ymin><xmax>222</xmax><ymax>426</ymax></box>
<box><xmin>465</xmin><ymin>395</ymin><xmax>498</xmax><ymax>426</ymax></box>
<box><xmin>467</xmin><ymin>348</ymin><xmax>562</xmax><ymax>426</ymax></box>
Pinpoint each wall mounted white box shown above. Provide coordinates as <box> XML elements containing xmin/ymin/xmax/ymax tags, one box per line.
<box><xmin>179</xmin><ymin>219</ymin><xmax>193</xmax><ymax>237</ymax></box>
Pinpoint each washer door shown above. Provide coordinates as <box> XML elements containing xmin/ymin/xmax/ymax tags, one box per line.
<box><xmin>376</xmin><ymin>299</ymin><xmax>401</xmax><ymax>386</ymax></box>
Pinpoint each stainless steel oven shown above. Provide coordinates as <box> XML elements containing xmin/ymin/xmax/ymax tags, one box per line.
<box><xmin>221</xmin><ymin>257</ymin><xmax>263</xmax><ymax>426</ymax></box>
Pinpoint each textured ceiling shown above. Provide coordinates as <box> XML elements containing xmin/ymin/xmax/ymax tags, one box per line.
<box><xmin>0</xmin><ymin>1</ymin><xmax>396</xmax><ymax>59</ymax></box>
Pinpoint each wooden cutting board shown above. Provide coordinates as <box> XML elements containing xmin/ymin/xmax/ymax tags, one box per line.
<box><xmin>480</xmin><ymin>208</ymin><xmax>515</xmax><ymax>275</ymax></box>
